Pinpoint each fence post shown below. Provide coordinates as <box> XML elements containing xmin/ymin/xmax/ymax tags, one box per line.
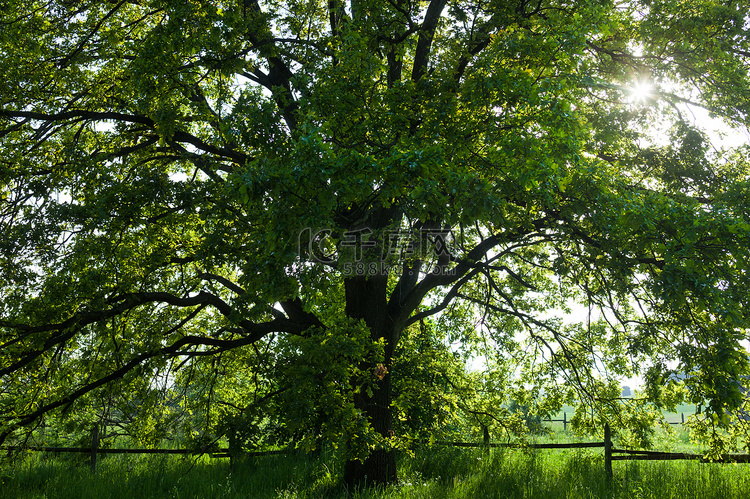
<box><xmin>482</xmin><ymin>425</ymin><xmax>490</xmax><ymax>453</ymax></box>
<box><xmin>681</xmin><ymin>413</ymin><xmax>685</xmax><ymax>425</ymax></box>
<box><xmin>563</xmin><ymin>412</ymin><xmax>567</xmax><ymax>431</ymax></box>
<box><xmin>604</xmin><ymin>423</ymin><xmax>612</xmax><ymax>481</ymax></box>
<box><xmin>90</xmin><ymin>424</ymin><xmax>99</xmax><ymax>473</ymax></box>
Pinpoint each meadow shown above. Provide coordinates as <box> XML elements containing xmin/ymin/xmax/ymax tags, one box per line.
<box><xmin>3</xmin><ymin>421</ymin><xmax>750</xmax><ymax>499</ymax></box>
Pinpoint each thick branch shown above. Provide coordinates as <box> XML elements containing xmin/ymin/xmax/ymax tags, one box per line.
<box><xmin>243</xmin><ymin>0</ymin><xmax>299</xmax><ymax>131</ymax></box>
<box><xmin>402</xmin><ymin>266</ymin><xmax>481</xmax><ymax>329</ymax></box>
<box><xmin>0</xmin><ymin>109</ymin><xmax>249</xmax><ymax>164</ymax></box>
<box><xmin>198</xmin><ymin>273</ymin><xmax>246</xmax><ymax>295</ymax></box>
<box><xmin>411</xmin><ymin>0</ymin><xmax>447</xmax><ymax>81</ymax></box>
<box><xmin>0</xmin><ymin>291</ymin><xmax>316</xmax><ymax>377</ymax></box>
<box><xmin>0</xmin><ymin>329</ymin><xmax>278</xmax><ymax>445</ymax></box>
<box><xmin>280</xmin><ymin>297</ymin><xmax>325</xmax><ymax>330</ymax></box>
<box><xmin>395</xmin><ymin>217</ymin><xmax>554</xmax><ymax>326</ymax></box>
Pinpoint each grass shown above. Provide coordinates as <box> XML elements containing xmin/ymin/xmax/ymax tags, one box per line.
<box><xmin>3</xmin><ymin>440</ymin><xmax>750</xmax><ymax>498</ymax></box>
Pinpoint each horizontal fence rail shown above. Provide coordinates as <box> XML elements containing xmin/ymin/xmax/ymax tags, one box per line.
<box><xmin>542</xmin><ymin>412</ymin><xmax>690</xmax><ymax>429</ymax></box>
<box><xmin>610</xmin><ymin>448</ymin><xmax>750</xmax><ymax>463</ymax></box>
<box><xmin>2</xmin><ymin>446</ymin><xmax>202</xmax><ymax>454</ymax></box>
<box><xmin>429</xmin><ymin>440</ymin><xmax>605</xmax><ymax>449</ymax></box>
<box><xmin>5</xmin><ymin>422</ymin><xmax>750</xmax><ymax>477</ymax></box>
<box><xmin>0</xmin><ymin>445</ymin><xmax>286</xmax><ymax>457</ymax></box>
<box><xmin>430</xmin><ymin>423</ymin><xmax>750</xmax><ymax>479</ymax></box>
<box><xmin>0</xmin><ymin>440</ymin><xmax>287</xmax><ymax>472</ymax></box>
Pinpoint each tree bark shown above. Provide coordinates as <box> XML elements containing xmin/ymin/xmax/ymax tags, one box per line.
<box><xmin>343</xmin><ymin>370</ymin><xmax>397</xmax><ymax>487</ymax></box>
<box><xmin>342</xmin><ymin>274</ymin><xmax>398</xmax><ymax>487</ymax></box>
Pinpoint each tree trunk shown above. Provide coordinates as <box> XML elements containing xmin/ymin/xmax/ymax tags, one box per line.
<box><xmin>342</xmin><ymin>274</ymin><xmax>398</xmax><ymax>487</ymax></box>
<box><xmin>343</xmin><ymin>370</ymin><xmax>397</xmax><ymax>487</ymax></box>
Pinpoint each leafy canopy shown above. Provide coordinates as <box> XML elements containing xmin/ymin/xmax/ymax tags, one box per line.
<box><xmin>1</xmin><ymin>0</ymin><xmax>750</xmax><ymax>473</ymax></box>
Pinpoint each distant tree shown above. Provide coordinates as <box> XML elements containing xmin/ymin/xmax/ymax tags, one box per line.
<box><xmin>2</xmin><ymin>0</ymin><xmax>750</xmax><ymax>486</ymax></box>
<box><xmin>622</xmin><ymin>386</ymin><xmax>632</xmax><ymax>398</ymax></box>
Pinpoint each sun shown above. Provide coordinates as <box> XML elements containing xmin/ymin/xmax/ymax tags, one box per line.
<box><xmin>629</xmin><ymin>80</ymin><xmax>653</xmax><ymax>103</ymax></box>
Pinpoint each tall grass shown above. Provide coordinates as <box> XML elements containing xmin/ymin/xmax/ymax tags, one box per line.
<box><xmin>3</xmin><ymin>445</ymin><xmax>750</xmax><ymax>498</ymax></box>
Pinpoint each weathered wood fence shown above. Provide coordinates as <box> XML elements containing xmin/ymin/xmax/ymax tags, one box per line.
<box><xmin>0</xmin><ymin>426</ymin><xmax>281</xmax><ymax>472</ymax></box>
<box><xmin>435</xmin><ymin>423</ymin><xmax>750</xmax><ymax>479</ymax></box>
<box><xmin>544</xmin><ymin>412</ymin><xmax>689</xmax><ymax>430</ymax></box>
<box><xmin>544</xmin><ymin>411</ymin><xmax>570</xmax><ymax>430</ymax></box>
<box><xmin>4</xmin><ymin>422</ymin><xmax>747</xmax><ymax>478</ymax></box>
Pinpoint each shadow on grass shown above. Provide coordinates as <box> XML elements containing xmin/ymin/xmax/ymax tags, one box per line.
<box><xmin>3</xmin><ymin>445</ymin><xmax>750</xmax><ymax>498</ymax></box>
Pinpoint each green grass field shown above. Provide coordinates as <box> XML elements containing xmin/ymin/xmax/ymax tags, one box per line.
<box><xmin>0</xmin><ymin>405</ymin><xmax>738</xmax><ymax>499</ymax></box>
<box><xmin>3</xmin><ymin>439</ymin><xmax>750</xmax><ymax>499</ymax></box>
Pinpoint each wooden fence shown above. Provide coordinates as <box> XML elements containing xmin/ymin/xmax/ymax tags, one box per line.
<box><xmin>0</xmin><ymin>425</ymin><xmax>278</xmax><ymax>472</ymax></box>
<box><xmin>4</xmin><ymin>422</ymin><xmax>748</xmax><ymax>478</ymax></box>
<box><xmin>544</xmin><ymin>412</ymin><xmax>690</xmax><ymax>430</ymax></box>
<box><xmin>544</xmin><ymin>412</ymin><xmax>570</xmax><ymax>430</ymax></box>
<box><xmin>435</xmin><ymin>423</ymin><xmax>750</xmax><ymax>479</ymax></box>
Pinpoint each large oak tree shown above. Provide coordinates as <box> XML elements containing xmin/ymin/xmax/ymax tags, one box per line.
<box><xmin>2</xmin><ymin>0</ymin><xmax>750</xmax><ymax>486</ymax></box>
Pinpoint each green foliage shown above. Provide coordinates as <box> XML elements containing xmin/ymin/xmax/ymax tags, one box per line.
<box><xmin>1</xmin><ymin>0</ymin><xmax>750</xmax><ymax>484</ymax></box>
<box><xmin>271</xmin><ymin>319</ymin><xmax>386</xmax><ymax>458</ymax></box>
<box><xmin>390</xmin><ymin>319</ymin><xmax>471</xmax><ymax>443</ymax></box>
<box><xmin>507</xmin><ymin>400</ymin><xmax>545</xmax><ymax>435</ymax></box>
